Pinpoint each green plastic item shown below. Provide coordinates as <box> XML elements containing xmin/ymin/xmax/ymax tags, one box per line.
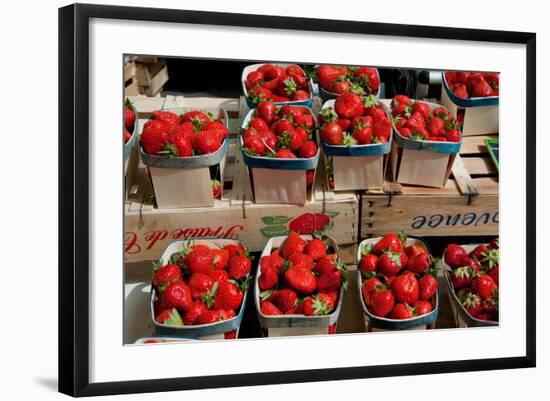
<box><xmin>485</xmin><ymin>138</ymin><xmax>499</xmax><ymax>171</ymax></box>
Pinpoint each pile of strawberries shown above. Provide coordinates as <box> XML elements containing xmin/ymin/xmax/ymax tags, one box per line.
<box><xmin>124</xmin><ymin>101</ymin><xmax>135</xmax><ymax>144</ymax></box>
<box><xmin>316</xmin><ymin>65</ymin><xmax>380</xmax><ymax>96</ymax></box>
<box><xmin>359</xmin><ymin>233</ymin><xmax>438</xmax><ymax>320</ymax></box>
<box><xmin>319</xmin><ymin>93</ymin><xmax>392</xmax><ymax>146</ymax></box>
<box><xmin>152</xmin><ymin>242</ymin><xmax>252</xmax><ymax>328</ymax></box>
<box><xmin>244</xmin><ymin>64</ymin><xmax>310</xmax><ymax>104</ymax></box>
<box><xmin>141</xmin><ymin>110</ymin><xmax>229</xmax><ymax>157</ymax></box>
<box><xmin>445</xmin><ymin>71</ymin><xmax>499</xmax><ymax>98</ymax></box>
<box><xmin>444</xmin><ymin>239</ymin><xmax>499</xmax><ymax>322</ymax></box>
<box><xmin>258</xmin><ymin>232</ymin><xmax>347</xmax><ymax>317</ymax></box>
<box><xmin>391</xmin><ymin>95</ymin><xmax>461</xmax><ymax>143</ymax></box>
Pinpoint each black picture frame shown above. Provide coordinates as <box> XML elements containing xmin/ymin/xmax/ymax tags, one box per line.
<box><xmin>58</xmin><ymin>3</ymin><xmax>536</xmax><ymax>397</ymax></box>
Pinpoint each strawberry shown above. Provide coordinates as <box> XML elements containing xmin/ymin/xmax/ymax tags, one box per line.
<box><xmin>317</xmin><ymin>65</ymin><xmax>345</xmax><ymax>90</ymax></box>
<box><xmin>418</xmin><ymin>273</ymin><xmax>438</xmax><ymax>300</ymax></box>
<box><xmin>141</xmin><ymin>126</ymin><xmax>170</xmax><ymax>154</ymax></box>
<box><xmin>451</xmin><ymin>266</ymin><xmax>473</xmax><ymax>290</ymax></box>
<box><xmin>259</xmin><ymin>266</ymin><xmax>279</xmax><ymax>291</ymax></box>
<box><xmin>192</xmin><ymin>131</ymin><xmax>222</xmax><ymax>155</ymax></box>
<box><xmin>151</xmin><ymin>111</ymin><xmax>179</xmax><ymax>131</ymax></box>
<box><xmin>374</xmin><ymin>233</ymin><xmax>404</xmax><ymax>255</ymax></box>
<box><xmin>304</xmin><ymin>238</ymin><xmax>327</xmax><ymax>261</ymax></box>
<box><xmin>181</xmin><ymin>111</ymin><xmax>211</xmax><ymax>127</ymax></box>
<box><xmin>245</xmin><ymin>70</ymin><xmax>264</xmax><ymax>88</ymax></box>
<box><xmin>261</xmin><ymin>300</ymin><xmax>283</xmax><ymax>316</ymax></box>
<box><xmin>249</xmin><ymin>117</ymin><xmax>270</xmax><ymax>133</ymax></box>
<box><xmin>261</xmin><ymin>253</ymin><xmax>284</xmax><ymax>274</ymax></box>
<box><xmin>248</xmin><ymin>86</ymin><xmax>272</xmax><ymax>103</ymax></box>
<box><xmin>184</xmin><ymin>247</ymin><xmax>215</xmax><ymax>275</ymax></box>
<box><xmin>353</xmin><ymin>67</ymin><xmax>380</xmax><ymax>93</ymax></box>
<box><xmin>406</xmin><ymin>253</ymin><xmax>430</xmax><ymax>274</ymax></box>
<box><xmin>268</xmin><ymin>288</ymin><xmax>297</xmax><ymax>313</ymax></box>
<box><xmin>306</xmin><ymin>169</ymin><xmax>315</xmax><ymax>187</ymax></box>
<box><xmin>286</xmin><ymin>64</ymin><xmax>304</xmax><ymax>77</ymax></box>
<box><xmin>404</xmin><ymin>244</ymin><xmax>427</xmax><ymax>259</ymax></box>
<box><xmin>352</xmin><ymin>126</ymin><xmax>373</xmax><ymax>144</ymax></box>
<box><xmin>188</xmin><ymin>272</ymin><xmax>215</xmax><ymax>300</ymax></box>
<box><xmin>180</xmin><ymin>301</ymin><xmax>206</xmax><ymax>325</ymax></box>
<box><xmin>317</xmin><ymin>265</ymin><xmax>345</xmax><ymax>293</ymax></box>
<box><xmin>211</xmin><ymin>179</ymin><xmax>222</xmax><ymax>199</ymax></box>
<box><xmin>292</xmin><ymin>90</ymin><xmax>310</xmax><ymax>101</ymax></box>
<box><xmin>378</xmin><ymin>251</ymin><xmax>407</xmax><ymax>277</ymax></box>
<box><xmin>427</xmin><ymin>117</ymin><xmax>445</xmax><ymax>137</ymax></box>
<box><xmin>412</xmin><ymin>101</ymin><xmax>431</xmax><ymax>118</ymax></box>
<box><xmin>217</xmin><ymin>309</ymin><xmax>236</xmax><ymax>321</ymax></box>
<box><xmin>391</xmin><ymin>273</ymin><xmax>419</xmax><ymax>304</ymax></box>
<box><xmin>445</xmin><ymin>129</ymin><xmax>461</xmax><ymax>143</ymax></box>
<box><xmin>445</xmin><ymin>244</ymin><xmax>468</xmax><ymax>268</ymax></box>
<box><xmin>461</xmin><ymin>291</ymin><xmax>483</xmax><ymax>317</ymax></box>
<box><xmin>390</xmin><ymin>303</ymin><xmax>414</xmax><ymax>320</ymax></box>
<box><xmin>272</xmin><ymin>119</ymin><xmax>295</xmax><ymax>136</ymax></box>
<box><xmin>458</xmin><ymin>255</ymin><xmax>480</xmax><ymax>274</ymax></box>
<box><xmin>303</xmin><ymin>293</ymin><xmax>335</xmax><ymax>316</ymax></box>
<box><xmin>372</xmin><ymin>118</ymin><xmax>392</xmax><ymax>140</ymax></box>
<box><xmin>298</xmin><ymin>141</ymin><xmax>318</xmax><ymax>159</ymax></box>
<box><xmin>370</xmin><ymin>287</ymin><xmax>395</xmax><ymax>317</ymax></box>
<box><xmin>471</xmin><ymin>274</ymin><xmax>497</xmax><ymax>300</ymax></box>
<box><xmin>243</xmin><ymin>135</ymin><xmax>266</xmax><ymax>155</ymax></box>
<box><xmin>294</xmin><ymin>114</ymin><xmax>315</xmax><ymax>131</ymax></box>
<box><xmin>153</xmin><ymin>264</ymin><xmax>182</xmax><ymax>292</ymax></box>
<box><xmin>413</xmin><ymin>300</ymin><xmax>433</xmax><ymax>316</ymax></box>
<box><xmin>488</xmin><ymin>265</ymin><xmax>499</xmax><ymax>286</ymax></box>
<box><xmin>330</xmin><ymin>79</ymin><xmax>351</xmax><ymax>94</ymax></box>
<box><xmin>202</xmin><ymin>120</ymin><xmax>229</xmax><ymax>141</ymax></box>
<box><xmin>321</xmin><ymin>122</ymin><xmax>343</xmax><ymax>145</ymax></box>
<box><xmin>209</xmin><ymin>269</ymin><xmax>229</xmax><ymax>284</ymax></box>
<box><xmin>124</xmin><ymin>105</ymin><xmax>135</xmax><ymax>130</ymax></box>
<box><xmin>156</xmin><ymin>308</ymin><xmax>183</xmax><ymax>326</ymax></box>
<box><xmin>170</xmin><ymin>125</ymin><xmax>194</xmax><ymax>157</ymax></box>
<box><xmin>223</xmin><ymin>244</ymin><xmax>246</xmax><ymax>258</ymax></box>
<box><xmin>228</xmin><ymin>255</ymin><xmax>252</xmax><ymax>280</ymax></box>
<box><xmin>284</xmin><ymin>266</ymin><xmax>317</xmax><ymax>294</ymax></box>
<box><xmin>124</xmin><ymin>127</ymin><xmax>132</xmax><ymax>143</ymax></box>
<box><xmin>452</xmin><ymin>83</ymin><xmax>469</xmax><ymax>98</ymax></box>
<box><xmin>256</xmin><ymin>101</ymin><xmax>276</xmax><ymax>124</ymax></box>
<box><xmin>274</xmin><ymin>149</ymin><xmax>297</xmax><ymax>158</ymax></box>
<box><xmin>288</xmin><ymin>252</ymin><xmax>314</xmax><ymax>270</ymax></box>
<box><xmin>472</xmin><ymin>78</ymin><xmax>494</xmax><ymax>97</ymax></box>
<box><xmin>278</xmin><ymin>130</ymin><xmax>304</xmax><ymax>152</ymax></box>
<box><xmin>470</xmin><ymin>244</ymin><xmax>489</xmax><ymax>261</ymax></box>
<box><xmin>214</xmin><ymin>281</ymin><xmax>243</xmax><ymax>311</ymax></box>
<box><xmin>281</xmin><ymin>232</ymin><xmax>307</xmax><ymax>258</ymax></box>
<box><xmin>163</xmin><ymin>281</ymin><xmax>192</xmax><ymax>312</ymax></box>
<box><xmin>359</xmin><ymin>254</ymin><xmax>378</xmax><ymax>277</ymax></box>
<box><xmin>361</xmin><ymin>277</ymin><xmax>383</xmax><ymax>306</ymax></box>
<box><xmin>335</xmin><ymin>92</ymin><xmax>364</xmax><ymax>118</ymax></box>
<box><xmin>196</xmin><ymin>308</ymin><xmax>221</xmax><ymax>325</ymax></box>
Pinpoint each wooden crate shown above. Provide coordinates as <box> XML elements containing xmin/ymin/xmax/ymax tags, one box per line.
<box><xmin>361</xmin><ymin>134</ymin><xmax>498</xmax><ymax>237</ymax></box>
<box><xmin>124</xmin><ymin>61</ymin><xmax>141</xmax><ymax>96</ymax></box>
<box><xmin>124</xmin><ymin>95</ymin><xmax>358</xmax><ymax>263</ymax></box>
<box><xmin>135</xmin><ymin>59</ymin><xmax>169</xmax><ymax>97</ymax></box>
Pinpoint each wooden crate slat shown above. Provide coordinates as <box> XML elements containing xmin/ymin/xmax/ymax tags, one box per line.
<box><xmin>461</xmin><ymin>156</ymin><xmax>497</xmax><ymax>176</ymax></box>
<box><xmin>451</xmin><ymin>154</ymin><xmax>479</xmax><ymax>196</ymax></box>
<box><xmin>460</xmin><ymin>134</ymin><xmax>498</xmax><ymax>155</ymax></box>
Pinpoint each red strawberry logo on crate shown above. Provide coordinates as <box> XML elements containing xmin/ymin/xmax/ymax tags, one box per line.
<box><xmin>259</xmin><ymin>212</ymin><xmax>339</xmax><ymax>238</ymax></box>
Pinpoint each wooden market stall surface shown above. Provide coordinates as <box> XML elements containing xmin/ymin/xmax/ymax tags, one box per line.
<box><xmin>123</xmin><ymin>94</ymin><xmax>497</xmax><ymax>343</ymax></box>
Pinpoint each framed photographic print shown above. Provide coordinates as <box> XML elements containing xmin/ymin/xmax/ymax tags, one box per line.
<box><xmin>58</xmin><ymin>3</ymin><xmax>536</xmax><ymax>397</ymax></box>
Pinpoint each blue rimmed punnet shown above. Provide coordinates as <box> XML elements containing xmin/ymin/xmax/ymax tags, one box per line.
<box><xmin>140</xmin><ymin>107</ymin><xmax>229</xmax><ymax>169</ymax></box>
<box><xmin>320</xmin><ymin>98</ymin><xmax>392</xmax><ymax>157</ymax></box>
<box><xmin>239</xmin><ymin>106</ymin><xmax>320</xmax><ymax>170</ymax></box>
<box><xmin>357</xmin><ymin>235</ymin><xmax>440</xmax><ymax>330</ymax></box>
<box><xmin>441</xmin><ymin>72</ymin><xmax>499</xmax><ymax>108</ymax></box>
<box><xmin>123</xmin><ymin>99</ymin><xmax>139</xmax><ymax>162</ymax></box>
<box><xmin>242</xmin><ymin>63</ymin><xmax>314</xmax><ymax>109</ymax></box>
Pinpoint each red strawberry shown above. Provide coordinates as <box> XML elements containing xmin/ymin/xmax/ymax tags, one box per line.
<box><xmin>298</xmin><ymin>141</ymin><xmax>318</xmax><ymax>159</ymax></box>
<box><xmin>261</xmin><ymin>253</ymin><xmax>284</xmax><ymax>274</ymax></box>
<box><xmin>453</xmin><ymin>83</ymin><xmax>469</xmax><ymax>98</ymax></box>
<box><xmin>317</xmin><ymin>261</ymin><xmax>346</xmax><ymax>292</ymax></box>
<box><xmin>182</xmin><ymin>301</ymin><xmax>207</xmax><ymax>325</ymax></box>
<box><xmin>470</xmin><ymin>244</ymin><xmax>489</xmax><ymax>262</ymax></box>
<box><xmin>261</xmin><ymin>300</ymin><xmax>283</xmax><ymax>315</ymax></box>
<box><xmin>248</xmin><ymin>86</ymin><xmax>272</xmax><ymax>103</ymax></box>
<box><xmin>288</xmin><ymin>252</ymin><xmax>314</xmax><ymax>270</ymax></box>
<box><xmin>458</xmin><ymin>255</ymin><xmax>480</xmax><ymax>274</ymax></box>
<box><xmin>278</xmin><ymin>130</ymin><xmax>304</xmax><ymax>152</ymax></box>
<box><xmin>418</xmin><ymin>274</ymin><xmax>438</xmax><ymax>300</ymax></box>
<box><xmin>445</xmin><ymin>244</ymin><xmax>468</xmax><ymax>268</ymax></box>
<box><xmin>295</xmin><ymin>114</ymin><xmax>315</xmax><ymax>130</ymax></box>
<box><xmin>274</xmin><ymin>149</ymin><xmax>296</xmax><ymax>158</ymax></box>
<box><xmin>461</xmin><ymin>291</ymin><xmax>483</xmax><ymax>317</ymax></box>
<box><xmin>212</xmin><ymin>248</ymin><xmax>230</xmax><ymax>270</ymax></box>
<box><xmin>378</xmin><ymin>251</ymin><xmax>407</xmax><ymax>277</ymax></box>
<box><xmin>361</xmin><ymin>277</ymin><xmax>383</xmax><ymax>306</ymax></box>
<box><xmin>214</xmin><ymin>281</ymin><xmax>243</xmax><ymax>311</ymax></box>
<box><xmin>257</xmin><ymin>101</ymin><xmax>277</xmax><ymax>124</ymax></box>
<box><xmin>303</xmin><ymin>293</ymin><xmax>335</xmax><ymax>316</ymax></box>
<box><xmin>370</xmin><ymin>287</ymin><xmax>395</xmax><ymax>317</ymax></box>
<box><xmin>124</xmin><ymin>105</ymin><xmax>135</xmax><ymax>130</ymax></box>
<box><xmin>317</xmin><ymin>65</ymin><xmax>345</xmax><ymax>90</ymax></box>
<box><xmin>335</xmin><ymin>92</ymin><xmax>364</xmax><ymax>118</ymax></box>
<box><xmin>272</xmin><ymin>119</ymin><xmax>295</xmax><ymax>136</ymax></box>
<box><xmin>223</xmin><ymin>244</ymin><xmax>246</xmax><ymax>258</ymax></box>
<box><xmin>354</xmin><ymin>67</ymin><xmax>380</xmax><ymax>93</ymax></box>
<box><xmin>284</xmin><ymin>266</ymin><xmax>316</xmax><ymax>294</ymax></box>
<box><xmin>196</xmin><ymin>308</ymin><xmax>221</xmax><ymax>325</ymax></box>
<box><xmin>288</xmin><ymin>213</ymin><xmax>330</xmax><ymax>235</ymax></box>
<box><xmin>153</xmin><ymin>264</ymin><xmax>182</xmax><ymax>292</ymax></box>
<box><xmin>211</xmin><ymin>179</ymin><xmax>222</xmax><ymax>199</ymax></box>
<box><xmin>292</xmin><ymin>90</ymin><xmax>310</xmax><ymax>101</ymax></box>
<box><xmin>269</xmin><ymin>288</ymin><xmax>297</xmax><ymax>313</ymax></box>
<box><xmin>141</xmin><ymin>126</ymin><xmax>170</xmax><ymax>154</ymax></box>
<box><xmin>258</xmin><ymin>266</ymin><xmax>279</xmax><ymax>291</ymax></box>
<box><xmin>218</xmin><ymin>309</ymin><xmax>236</xmax><ymax>321</ymax></box>
<box><xmin>359</xmin><ymin>254</ymin><xmax>378</xmax><ymax>277</ymax></box>
<box><xmin>407</xmin><ymin>253</ymin><xmax>430</xmax><ymax>274</ymax></box>
<box><xmin>209</xmin><ymin>269</ymin><xmax>229</xmax><ymax>284</ymax></box>
<box><xmin>192</xmin><ymin>131</ymin><xmax>222</xmax><ymax>155</ymax></box>
<box><xmin>155</xmin><ymin>308</ymin><xmax>183</xmax><ymax>326</ymax></box>
<box><xmin>163</xmin><ymin>281</ymin><xmax>192</xmax><ymax>312</ymax></box>
<box><xmin>124</xmin><ymin>127</ymin><xmax>132</xmax><ymax>143</ymax></box>
<box><xmin>445</xmin><ymin>129</ymin><xmax>461</xmax><ymax>143</ymax></box>
<box><xmin>413</xmin><ymin>300</ymin><xmax>433</xmax><ymax>316</ymax></box>
<box><xmin>249</xmin><ymin>117</ymin><xmax>270</xmax><ymax>133</ymax></box>
<box><xmin>390</xmin><ymin>303</ymin><xmax>414</xmax><ymax>320</ymax></box>
<box><xmin>306</xmin><ymin>169</ymin><xmax>315</xmax><ymax>187</ymax></box>
<box><xmin>151</xmin><ymin>111</ymin><xmax>179</xmax><ymax>131</ymax></box>
<box><xmin>188</xmin><ymin>272</ymin><xmax>215</xmax><ymax>300</ymax></box>
<box><xmin>286</xmin><ymin>64</ymin><xmax>304</xmax><ymax>77</ymax></box>
<box><xmin>243</xmin><ymin>134</ymin><xmax>266</xmax><ymax>155</ymax></box>
<box><xmin>372</xmin><ymin>118</ymin><xmax>392</xmax><ymax>140</ymax></box>
<box><xmin>374</xmin><ymin>233</ymin><xmax>404</xmax><ymax>255</ymax></box>
<box><xmin>405</xmin><ymin>244</ymin><xmax>427</xmax><ymax>259</ymax></box>
<box><xmin>304</xmin><ymin>238</ymin><xmax>327</xmax><ymax>261</ymax></box>
<box><xmin>391</xmin><ymin>273</ymin><xmax>419</xmax><ymax>304</ymax></box>
<box><xmin>451</xmin><ymin>266</ymin><xmax>473</xmax><ymax>290</ymax></box>
<box><xmin>330</xmin><ymin>79</ymin><xmax>351</xmax><ymax>94</ymax></box>
<box><xmin>281</xmin><ymin>232</ymin><xmax>307</xmax><ymax>258</ymax></box>
<box><xmin>412</xmin><ymin>102</ymin><xmax>431</xmax><ymax>118</ymax></box>
<box><xmin>184</xmin><ymin>247</ymin><xmax>215</xmax><ymax>275</ymax></box>
<box><xmin>228</xmin><ymin>255</ymin><xmax>252</xmax><ymax>280</ymax></box>
<box><xmin>246</xmin><ymin>70</ymin><xmax>264</xmax><ymax>88</ymax></box>
<box><xmin>320</xmin><ymin>122</ymin><xmax>343</xmax><ymax>145</ymax></box>
<box><xmin>471</xmin><ymin>274</ymin><xmax>497</xmax><ymax>300</ymax></box>
<box><xmin>181</xmin><ymin>111</ymin><xmax>211</xmax><ymax>127</ymax></box>
<box><xmin>203</xmin><ymin>120</ymin><xmax>228</xmax><ymax>139</ymax></box>
<box><xmin>472</xmin><ymin>78</ymin><xmax>494</xmax><ymax>97</ymax></box>
<box><xmin>352</xmin><ymin>126</ymin><xmax>373</xmax><ymax>144</ymax></box>
<box><xmin>488</xmin><ymin>265</ymin><xmax>499</xmax><ymax>286</ymax></box>
<box><xmin>278</xmin><ymin>105</ymin><xmax>303</xmax><ymax>120</ymax></box>
<box><xmin>427</xmin><ymin>117</ymin><xmax>445</xmax><ymax>137</ymax></box>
